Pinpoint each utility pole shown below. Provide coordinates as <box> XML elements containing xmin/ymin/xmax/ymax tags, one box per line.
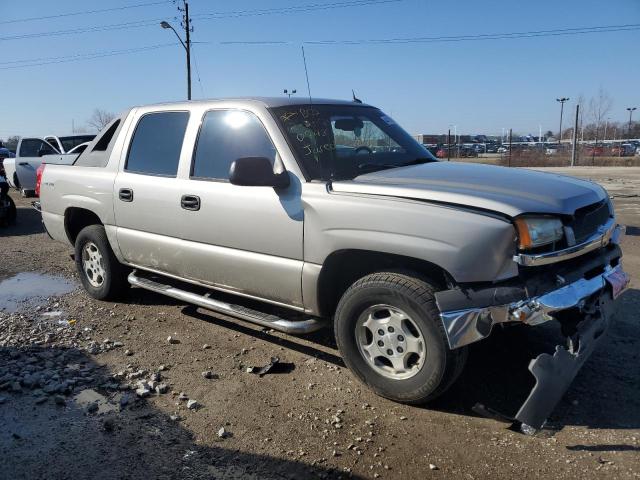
<box><xmin>161</xmin><ymin>0</ymin><xmax>192</xmax><ymax>100</ymax></box>
<box><xmin>627</xmin><ymin>107</ymin><xmax>637</xmax><ymax>139</ymax></box>
<box><xmin>508</xmin><ymin>128</ymin><xmax>512</xmax><ymax>167</ymax></box>
<box><xmin>571</xmin><ymin>104</ymin><xmax>579</xmax><ymax>167</ymax></box>
<box><xmin>447</xmin><ymin>129</ymin><xmax>451</xmax><ymax>161</ymax></box>
<box><xmin>556</xmin><ymin>97</ymin><xmax>569</xmax><ymax>143</ymax></box>
<box><xmin>184</xmin><ymin>1</ymin><xmax>191</xmax><ymax>101</ymax></box>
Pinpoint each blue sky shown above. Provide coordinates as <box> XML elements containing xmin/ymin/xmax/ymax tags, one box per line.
<box><xmin>1</xmin><ymin>0</ymin><xmax>638</xmax><ymax>138</ymax></box>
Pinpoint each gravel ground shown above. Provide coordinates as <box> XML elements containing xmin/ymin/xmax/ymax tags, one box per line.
<box><xmin>1</xmin><ymin>167</ymin><xmax>639</xmax><ymax>480</ymax></box>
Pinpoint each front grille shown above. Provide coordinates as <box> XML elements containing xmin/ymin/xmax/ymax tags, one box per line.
<box><xmin>570</xmin><ymin>200</ymin><xmax>611</xmax><ymax>244</ymax></box>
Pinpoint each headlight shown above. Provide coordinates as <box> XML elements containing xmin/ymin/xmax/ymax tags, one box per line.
<box><xmin>514</xmin><ymin>216</ymin><xmax>564</xmax><ymax>250</ymax></box>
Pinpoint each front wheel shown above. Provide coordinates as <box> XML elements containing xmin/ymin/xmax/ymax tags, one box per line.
<box><xmin>334</xmin><ymin>272</ymin><xmax>467</xmax><ymax>404</ymax></box>
<box><xmin>74</xmin><ymin>224</ymin><xmax>130</xmax><ymax>300</ymax></box>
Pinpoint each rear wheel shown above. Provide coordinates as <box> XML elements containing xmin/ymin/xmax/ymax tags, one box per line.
<box><xmin>335</xmin><ymin>271</ymin><xmax>467</xmax><ymax>404</ymax></box>
<box><xmin>74</xmin><ymin>224</ymin><xmax>129</xmax><ymax>300</ymax></box>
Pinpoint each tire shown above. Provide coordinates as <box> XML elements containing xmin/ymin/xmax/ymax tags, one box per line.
<box><xmin>13</xmin><ymin>173</ymin><xmax>21</xmax><ymax>190</ymax></box>
<box><xmin>74</xmin><ymin>224</ymin><xmax>130</xmax><ymax>300</ymax></box>
<box><xmin>334</xmin><ymin>271</ymin><xmax>467</xmax><ymax>404</ymax></box>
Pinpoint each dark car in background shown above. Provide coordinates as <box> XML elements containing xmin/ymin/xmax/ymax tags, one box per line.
<box><xmin>610</xmin><ymin>143</ymin><xmax>635</xmax><ymax>157</ymax></box>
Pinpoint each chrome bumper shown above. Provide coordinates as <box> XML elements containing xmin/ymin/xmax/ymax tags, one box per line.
<box><xmin>440</xmin><ymin>263</ymin><xmax>629</xmax><ymax>350</ymax></box>
<box><xmin>513</xmin><ymin>219</ymin><xmax>621</xmax><ymax>267</ymax></box>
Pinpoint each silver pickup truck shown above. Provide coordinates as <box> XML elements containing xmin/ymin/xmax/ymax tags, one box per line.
<box><xmin>39</xmin><ymin>97</ymin><xmax>629</xmax><ymax>431</ymax></box>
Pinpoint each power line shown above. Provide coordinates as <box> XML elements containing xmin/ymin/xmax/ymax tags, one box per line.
<box><xmin>0</xmin><ymin>0</ymin><xmax>401</xmax><ymax>41</ymax></box>
<box><xmin>2</xmin><ymin>22</ymin><xmax>637</xmax><ymax>70</ymax></box>
<box><xmin>0</xmin><ymin>1</ymin><xmax>172</xmax><ymax>25</ymax></box>
<box><xmin>216</xmin><ymin>23</ymin><xmax>640</xmax><ymax>46</ymax></box>
<box><xmin>194</xmin><ymin>0</ymin><xmax>403</xmax><ymax>20</ymax></box>
<box><xmin>0</xmin><ymin>19</ymin><xmax>165</xmax><ymax>41</ymax></box>
<box><xmin>0</xmin><ymin>43</ymin><xmax>177</xmax><ymax>69</ymax></box>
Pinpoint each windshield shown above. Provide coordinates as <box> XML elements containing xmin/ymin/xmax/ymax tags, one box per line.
<box><xmin>271</xmin><ymin>104</ymin><xmax>436</xmax><ymax>180</ymax></box>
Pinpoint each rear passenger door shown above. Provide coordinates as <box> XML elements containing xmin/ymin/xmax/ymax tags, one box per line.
<box><xmin>113</xmin><ymin>110</ymin><xmax>190</xmax><ymax>275</ymax></box>
<box><xmin>178</xmin><ymin>109</ymin><xmax>305</xmax><ymax>308</ymax></box>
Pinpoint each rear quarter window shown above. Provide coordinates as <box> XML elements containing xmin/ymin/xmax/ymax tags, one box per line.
<box><xmin>125</xmin><ymin>111</ymin><xmax>190</xmax><ymax>177</ymax></box>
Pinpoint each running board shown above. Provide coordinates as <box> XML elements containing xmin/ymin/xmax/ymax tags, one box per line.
<box><xmin>127</xmin><ymin>271</ymin><xmax>325</xmax><ymax>335</ymax></box>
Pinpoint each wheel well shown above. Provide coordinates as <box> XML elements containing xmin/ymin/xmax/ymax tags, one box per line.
<box><xmin>316</xmin><ymin>250</ymin><xmax>450</xmax><ymax>318</ymax></box>
<box><xmin>64</xmin><ymin>208</ymin><xmax>103</xmax><ymax>245</ymax></box>
<box><xmin>13</xmin><ymin>172</ymin><xmax>20</xmax><ymax>189</ymax></box>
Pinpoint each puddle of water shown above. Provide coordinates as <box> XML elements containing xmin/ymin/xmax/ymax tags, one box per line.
<box><xmin>0</xmin><ymin>272</ymin><xmax>76</xmax><ymax>313</ymax></box>
<box><xmin>74</xmin><ymin>388</ymin><xmax>119</xmax><ymax>414</ymax></box>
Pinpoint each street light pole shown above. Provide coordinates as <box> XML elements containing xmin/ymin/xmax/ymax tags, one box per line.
<box><xmin>161</xmin><ymin>1</ymin><xmax>192</xmax><ymax>100</ymax></box>
<box><xmin>556</xmin><ymin>97</ymin><xmax>569</xmax><ymax>143</ymax></box>
<box><xmin>627</xmin><ymin>107</ymin><xmax>637</xmax><ymax>139</ymax></box>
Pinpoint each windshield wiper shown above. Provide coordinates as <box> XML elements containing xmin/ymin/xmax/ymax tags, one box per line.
<box><xmin>357</xmin><ymin>163</ymin><xmax>402</xmax><ymax>172</ymax></box>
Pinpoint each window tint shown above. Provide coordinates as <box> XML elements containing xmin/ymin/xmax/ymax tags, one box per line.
<box><xmin>126</xmin><ymin>111</ymin><xmax>189</xmax><ymax>176</ymax></box>
<box><xmin>19</xmin><ymin>139</ymin><xmax>57</xmax><ymax>157</ymax></box>
<box><xmin>93</xmin><ymin>120</ymin><xmax>121</xmax><ymax>151</ymax></box>
<box><xmin>191</xmin><ymin>110</ymin><xmax>276</xmax><ymax>180</ymax></box>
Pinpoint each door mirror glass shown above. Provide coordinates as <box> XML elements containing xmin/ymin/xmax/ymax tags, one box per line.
<box><xmin>229</xmin><ymin>157</ymin><xmax>289</xmax><ymax>188</ymax></box>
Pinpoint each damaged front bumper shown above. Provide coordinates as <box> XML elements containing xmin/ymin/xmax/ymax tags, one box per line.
<box><xmin>438</xmin><ymin>262</ymin><xmax>628</xmax><ymax>350</ymax></box>
<box><xmin>435</xmin><ymin>236</ymin><xmax>629</xmax><ymax>431</ymax></box>
<box><xmin>436</xmin><ymin>234</ymin><xmax>626</xmax><ymax>351</ymax></box>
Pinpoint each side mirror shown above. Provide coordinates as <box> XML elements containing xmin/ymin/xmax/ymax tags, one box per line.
<box><xmin>229</xmin><ymin>157</ymin><xmax>290</xmax><ymax>189</ymax></box>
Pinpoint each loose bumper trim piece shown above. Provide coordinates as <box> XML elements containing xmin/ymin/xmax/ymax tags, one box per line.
<box><xmin>514</xmin><ymin>300</ymin><xmax>612</xmax><ymax>430</ymax></box>
<box><xmin>439</xmin><ymin>263</ymin><xmax>629</xmax><ymax>350</ymax></box>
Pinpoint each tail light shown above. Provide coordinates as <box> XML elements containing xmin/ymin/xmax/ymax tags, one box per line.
<box><xmin>35</xmin><ymin>162</ymin><xmax>45</xmax><ymax>197</ymax></box>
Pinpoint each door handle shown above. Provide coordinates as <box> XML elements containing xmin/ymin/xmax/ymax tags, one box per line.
<box><xmin>19</xmin><ymin>162</ymin><xmax>29</xmax><ymax>166</ymax></box>
<box><xmin>119</xmin><ymin>188</ymin><xmax>134</xmax><ymax>202</ymax></box>
<box><xmin>181</xmin><ymin>195</ymin><xmax>200</xmax><ymax>211</ymax></box>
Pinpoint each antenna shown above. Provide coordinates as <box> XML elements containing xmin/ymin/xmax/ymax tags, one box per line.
<box><xmin>301</xmin><ymin>45</ymin><xmax>312</xmax><ymax>104</ymax></box>
<box><xmin>352</xmin><ymin>90</ymin><xmax>363</xmax><ymax>103</ymax></box>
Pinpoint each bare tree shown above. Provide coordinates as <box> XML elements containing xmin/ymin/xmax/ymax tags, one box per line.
<box><xmin>587</xmin><ymin>87</ymin><xmax>613</xmax><ymax>142</ymax></box>
<box><xmin>87</xmin><ymin>109</ymin><xmax>116</xmax><ymax>132</ymax></box>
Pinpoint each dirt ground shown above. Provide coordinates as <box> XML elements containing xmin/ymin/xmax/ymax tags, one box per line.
<box><xmin>1</xmin><ymin>166</ymin><xmax>638</xmax><ymax>480</ymax></box>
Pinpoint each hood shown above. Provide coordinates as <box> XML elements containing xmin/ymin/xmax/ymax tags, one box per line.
<box><xmin>330</xmin><ymin>162</ymin><xmax>606</xmax><ymax>217</ymax></box>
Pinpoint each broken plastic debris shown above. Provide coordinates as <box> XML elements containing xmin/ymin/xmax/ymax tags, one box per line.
<box><xmin>246</xmin><ymin>357</ymin><xmax>295</xmax><ymax>377</ymax></box>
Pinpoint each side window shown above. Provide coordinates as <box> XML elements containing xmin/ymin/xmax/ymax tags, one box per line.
<box><xmin>125</xmin><ymin>111</ymin><xmax>189</xmax><ymax>176</ymax></box>
<box><xmin>191</xmin><ymin>110</ymin><xmax>277</xmax><ymax>180</ymax></box>
<box><xmin>19</xmin><ymin>139</ymin><xmax>56</xmax><ymax>157</ymax></box>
